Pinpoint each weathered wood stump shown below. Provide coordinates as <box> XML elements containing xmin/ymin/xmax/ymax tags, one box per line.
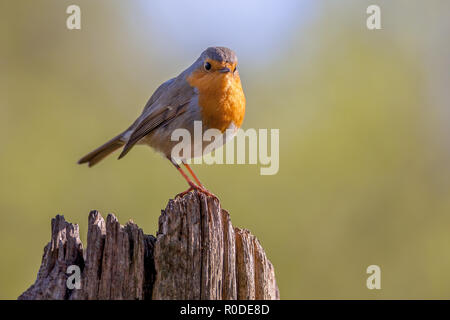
<box><xmin>18</xmin><ymin>191</ymin><xmax>279</xmax><ymax>300</ymax></box>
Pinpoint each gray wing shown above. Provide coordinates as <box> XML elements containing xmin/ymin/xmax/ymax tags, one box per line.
<box><xmin>118</xmin><ymin>77</ymin><xmax>195</xmax><ymax>159</ymax></box>
<box><xmin>142</xmin><ymin>78</ymin><xmax>176</xmax><ymax>113</ymax></box>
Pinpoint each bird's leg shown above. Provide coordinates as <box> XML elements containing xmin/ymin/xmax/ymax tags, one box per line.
<box><xmin>169</xmin><ymin>159</ymin><xmax>197</xmax><ymax>198</ymax></box>
<box><xmin>182</xmin><ymin>162</ymin><xmax>218</xmax><ymax>199</ymax></box>
<box><xmin>168</xmin><ymin>158</ymin><xmax>218</xmax><ymax>200</ymax></box>
<box><xmin>183</xmin><ymin>162</ymin><xmax>204</xmax><ymax>188</ymax></box>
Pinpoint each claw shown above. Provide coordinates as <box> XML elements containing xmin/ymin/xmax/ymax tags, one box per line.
<box><xmin>196</xmin><ymin>186</ymin><xmax>219</xmax><ymax>201</ymax></box>
<box><xmin>175</xmin><ymin>187</ymin><xmax>194</xmax><ymax>199</ymax></box>
<box><xmin>175</xmin><ymin>183</ymin><xmax>219</xmax><ymax>201</ymax></box>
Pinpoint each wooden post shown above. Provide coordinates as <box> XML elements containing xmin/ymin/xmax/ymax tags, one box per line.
<box><xmin>18</xmin><ymin>191</ymin><xmax>279</xmax><ymax>300</ymax></box>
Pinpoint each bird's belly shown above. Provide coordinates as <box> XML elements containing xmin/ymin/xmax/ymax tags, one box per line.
<box><xmin>139</xmin><ymin>115</ymin><xmax>238</xmax><ymax>162</ymax></box>
<box><xmin>203</xmin><ymin>121</ymin><xmax>238</xmax><ymax>152</ymax></box>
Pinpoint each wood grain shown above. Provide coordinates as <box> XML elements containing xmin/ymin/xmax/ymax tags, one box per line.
<box><xmin>19</xmin><ymin>190</ymin><xmax>279</xmax><ymax>300</ymax></box>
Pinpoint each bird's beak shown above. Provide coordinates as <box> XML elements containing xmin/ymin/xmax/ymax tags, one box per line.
<box><xmin>219</xmin><ymin>67</ymin><xmax>231</xmax><ymax>73</ymax></box>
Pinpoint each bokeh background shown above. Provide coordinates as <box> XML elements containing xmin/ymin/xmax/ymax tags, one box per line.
<box><xmin>1</xmin><ymin>0</ymin><xmax>450</xmax><ymax>299</ymax></box>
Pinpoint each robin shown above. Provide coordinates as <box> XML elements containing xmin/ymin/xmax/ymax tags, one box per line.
<box><xmin>78</xmin><ymin>47</ymin><xmax>246</xmax><ymax>198</ymax></box>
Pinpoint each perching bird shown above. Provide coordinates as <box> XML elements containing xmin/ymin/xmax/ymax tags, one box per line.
<box><xmin>78</xmin><ymin>47</ymin><xmax>246</xmax><ymax>197</ymax></box>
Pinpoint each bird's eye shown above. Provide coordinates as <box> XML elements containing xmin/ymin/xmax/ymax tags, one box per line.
<box><xmin>204</xmin><ymin>62</ymin><xmax>211</xmax><ymax>71</ymax></box>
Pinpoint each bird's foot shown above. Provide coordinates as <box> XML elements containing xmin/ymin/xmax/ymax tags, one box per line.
<box><xmin>195</xmin><ymin>186</ymin><xmax>219</xmax><ymax>201</ymax></box>
<box><xmin>175</xmin><ymin>183</ymin><xmax>219</xmax><ymax>201</ymax></box>
<box><xmin>175</xmin><ymin>187</ymin><xmax>194</xmax><ymax>199</ymax></box>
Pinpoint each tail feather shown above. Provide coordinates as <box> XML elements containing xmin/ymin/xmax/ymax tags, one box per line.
<box><xmin>78</xmin><ymin>134</ymin><xmax>125</xmax><ymax>167</ymax></box>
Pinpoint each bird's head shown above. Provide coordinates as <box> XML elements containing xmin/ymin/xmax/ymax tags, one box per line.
<box><xmin>198</xmin><ymin>47</ymin><xmax>238</xmax><ymax>76</ymax></box>
<box><xmin>188</xmin><ymin>47</ymin><xmax>239</xmax><ymax>84</ymax></box>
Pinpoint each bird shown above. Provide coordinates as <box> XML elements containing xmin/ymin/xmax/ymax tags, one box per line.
<box><xmin>78</xmin><ymin>47</ymin><xmax>246</xmax><ymax>198</ymax></box>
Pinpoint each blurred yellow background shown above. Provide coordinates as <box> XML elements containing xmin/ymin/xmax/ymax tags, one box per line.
<box><xmin>1</xmin><ymin>0</ymin><xmax>450</xmax><ymax>299</ymax></box>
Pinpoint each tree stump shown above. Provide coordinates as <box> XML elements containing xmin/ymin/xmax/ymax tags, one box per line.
<box><xmin>18</xmin><ymin>191</ymin><xmax>279</xmax><ymax>300</ymax></box>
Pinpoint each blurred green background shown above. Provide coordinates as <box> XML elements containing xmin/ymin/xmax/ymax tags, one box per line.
<box><xmin>1</xmin><ymin>0</ymin><xmax>450</xmax><ymax>299</ymax></box>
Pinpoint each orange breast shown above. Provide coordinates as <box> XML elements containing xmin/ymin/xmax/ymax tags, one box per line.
<box><xmin>187</xmin><ymin>69</ymin><xmax>246</xmax><ymax>132</ymax></box>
